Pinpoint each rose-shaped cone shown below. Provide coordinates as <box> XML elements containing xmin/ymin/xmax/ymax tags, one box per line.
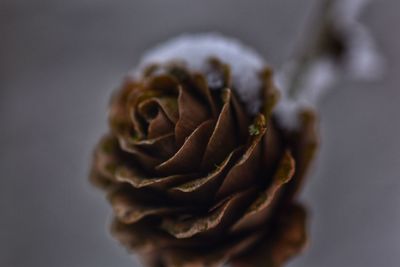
<box><xmin>91</xmin><ymin>58</ymin><xmax>318</xmax><ymax>267</ymax></box>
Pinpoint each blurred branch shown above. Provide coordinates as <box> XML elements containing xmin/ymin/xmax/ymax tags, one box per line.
<box><xmin>286</xmin><ymin>0</ymin><xmax>336</xmax><ymax>98</ymax></box>
<box><xmin>275</xmin><ymin>0</ymin><xmax>383</xmax><ymax>128</ymax></box>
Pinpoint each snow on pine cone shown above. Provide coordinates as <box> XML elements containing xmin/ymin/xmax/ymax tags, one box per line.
<box><xmin>90</xmin><ymin>56</ymin><xmax>318</xmax><ymax>267</ymax></box>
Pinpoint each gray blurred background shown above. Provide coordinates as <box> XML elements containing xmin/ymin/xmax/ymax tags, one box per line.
<box><xmin>1</xmin><ymin>0</ymin><xmax>399</xmax><ymax>266</ymax></box>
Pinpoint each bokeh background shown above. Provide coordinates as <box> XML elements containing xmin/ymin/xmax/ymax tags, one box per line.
<box><xmin>1</xmin><ymin>0</ymin><xmax>399</xmax><ymax>266</ymax></box>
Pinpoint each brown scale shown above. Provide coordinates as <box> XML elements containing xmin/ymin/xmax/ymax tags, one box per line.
<box><xmin>90</xmin><ymin>58</ymin><xmax>319</xmax><ymax>267</ymax></box>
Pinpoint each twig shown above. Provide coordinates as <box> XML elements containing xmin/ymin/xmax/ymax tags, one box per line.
<box><xmin>286</xmin><ymin>0</ymin><xmax>336</xmax><ymax>98</ymax></box>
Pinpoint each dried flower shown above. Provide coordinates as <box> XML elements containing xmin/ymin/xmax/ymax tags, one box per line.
<box><xmin>91</xmin><ymin>35</ymin><xmax>318</xmax><ymax>266</ymax></box>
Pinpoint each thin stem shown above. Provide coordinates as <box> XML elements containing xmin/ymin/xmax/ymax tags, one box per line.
<box><xmin>286</xmin><ymin>0</ymin><xmax>336</xmax><ymax>98</ymax></box>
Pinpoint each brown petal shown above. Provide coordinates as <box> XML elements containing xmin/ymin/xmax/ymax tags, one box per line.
<box><xmin>162</xmin><ymin>251</ymin><xmax>222</xmax><ymax>267</ymax></box>
<box><xmin>175</xmin><ymin>86</ymin><xmax>211</xmax><ymax>146</ymax></box>
<box><xmin>89</xmin><ymin>169</ymin><xmax>114</xmax><ymax>190</ymax></box>
<box><xmin>115</xmin><ymin>165</ymin><xmax>196</xmax><ymax>190</ymax></box>
<box><xmin>111</xmin><ymin>197</ymin><xmax>175</xmax><ymax>225</ymax></box>
<box><xmin>92</xmin><ymin>134</ymin><xmax>138</xmax><ymax>190</ymax></box>
<box><xmin>161</xmin><ymin>188</ymin><xmax>255</xmax><ymax>239</ymax></box>
<box><xmin>93</xmin><ymin>135</ymin><xmax>121</xmax><ymax>180</ymax></box>
<box><xmin>160</xmin><ymin>233</ymin><xmax>260</xmax><ymax>267</ymax></box>
<box><xmin>109</xmin><ymin>80</ymin><xmax>138</xmax><ymax>138</ymax></box>
<box><xmin>230</xmin><ymin>150</ymin><xmax>295</xmax><ymax>232</ymax></box>
<box><xmin>130</xmin><ymin>95</ymin><xmax>178</xmax><ymax>141</ymax></box>
<box><xmin>156</xmin><ymin>120</ymin><xmax>214</xmax><ymax>175</ymax></box>
<box><xmin>145</xmin><ymin>74</ymin><xmax>180</xmax><ymax>95</ymax></box>
<box><xmin>128</xmin><ymin>75</ymin><xmax>179</xmax><ymax>139</ymax></box>
<box><xmin>167</xmin><ymin>147</ymin><xmax>242</xmax><ymax>203</ymax></box>
<box><xmin>285</xmin><ymin>109</ymin><xmax>318</xmax><ymax>199</ymax></box>
<box><xmin>138</xmin><ymin>97</ymin><xmax>179</xmax><ymax>125</ymax></box>
<box><xmin>192</xmin><ymin>73</ymin><xmax>218</xmax><ymax>117</ymax></box>
<box><xmin>216</xmin><ymin>114</ymin><xmax>267</xmax><ymax>199</ymax></box>
<box><xmin>147</xmin><ymin>109</ymin><xmax>175</xmax><ymax>139</ymax></box>
<box><xmin>260</xmin><ymin>67</ymin><xmax>280</xmax><ymax>119</ymax></box>
<box><xmin>231</xmin><ymin>90</ymin><xmax>251</xmax><ymax>141</ymax></box>
<box><xmin>111</xmin><ymin>219</ymin><xmax>173</xmax><ymax>253</ymax></box>
<box><xmin>262</xmin><ymin>120</ymin><xmax>284</xmax><ymax>172</ymax></box>
<box><xmin>124</xmin><ymin>134</ymin><xmax>176</xmax><ymax>159</ymax></box>
<box><xmin>118</xmin><ymin>138</ymin><xmax>163</xmax><ymax>171</ymax></box>
<box><xmin>231</xmin><ymin>203</ymin><xmax>308</xmax><ymax>267</ymax></box>
<box><xmin>201</xmin><ymin>89</ymin><xmax>238</xmax><ymax>170</ymax></box>
<box><xmin>109</xmin><ymin>186</ymin><xmax>183</xmax><ymax>224</ymax></box>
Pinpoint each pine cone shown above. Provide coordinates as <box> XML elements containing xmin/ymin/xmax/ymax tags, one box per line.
<box><xmin>91</xmin><ymin>57</ymin><xmax>318</xmax><ymax>267</ymax></box>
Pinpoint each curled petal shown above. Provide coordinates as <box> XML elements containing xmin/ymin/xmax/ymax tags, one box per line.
<box><xmin>161</xmin><ymin>188</ymin><xmax>255</xmax><ymax>239</ymax></box>
<box><xmin>201</xmin><ymin>89</ymin><xmax>238</xmax><ymax>170</ymax></box>
<box><xmin>115</xmin><ymin>165</ymin><xmax>196</xmax><ymax>190</ymax></box>
<box><xmin>216</xmin><ymin>114</ymin><xmax>267</xmax><ymax>199</ymax></box>
<box><xmin>262</xmin><ymin>120</ymin><xmax>284</xmax><ymax>172</ymax></box>
<box><xmin>137</xmin><ymin>97</ymin><xmax>179</xmax><ymax>125</ymax></box>
<box><xmin>126</xmin><ymin>134</ymin><xmax>176</xmax><ymax>159</ymax></box>
<box><xmin>109</xmin><ymin>80</ymin><xmax>139</xmax><ymax>138</ymax></box>
<box><xmin>156</xmin><ymin>120</ymin><xmax>214</xmax><ymax>174</ymax></box>
<box><xmin>145</xmin><ymin>74</ymin><xmax>180</xmax><ymax>95</ymax></box>
<box><xmin>93</xmin><ymin>135</ymin><xmax>122</xmax><ymax>180</ymax></box>
<box><xmin>128</xmin><ymin>75</ymin><xmax>179</xmax><ymax>138</ymax></box>
<box><xmin>118</xmin><ymin>138</ymin><xmax>163</xmax><ymax>171</ymax></box>
<box><xmin>111</xmin><ymin>219</ymin><xmax>173</xmax><ymax>253</ymax></box>
<box><xmin>167</xmin><ymin>148</ymin><xmax>241</xmax><ymax>203</ymax></box>
<box><xmin>147</xmin><ymin>109</ymin><xmax>175</xmax><ymax>139</ymax></box>
<box><xmin>175</xmin><ymin>86</ymin><xmax>211</xmax><ymax>146</ymax></box>
<box><xmin>231</xmin><ymin>203</ymin><xmax>307</xmax><ymax>267</ymax></box>
<box><xmin>260</xmin><ymin>67</ymin><xmax>280</xmax><ymax>119</ymax></box>
<box><xmin>89</xmin><ymin>169</ymin><xmax>114</xmax><ymax>190</ymax></box>
<box><xmin>109</xmin><ymin>186</ymin><xmax>184</xmax><ymax>224</ymax></box>
<box><xmin>160</xmin><ymin>233</ymin><xmax>260</xmax><ymax>267</ymax></box>
<box><xmin>192</xmin><ymin>73</ymin><xmax>219</xmax><ymax>116</ymax></box>
<box><xmin>285</xmin><ymin>109</ymin><xmax>318</xmax><ymax>198</ymax></box>
<box><xmin>230</xmin><ymin>90</ymin><xmax>251</xmax><ymax>141</ymax></box>
<box><xmin>231</xmin><ymin>150</ymin><xmax>295</xmax><ymax>232</ymax></box>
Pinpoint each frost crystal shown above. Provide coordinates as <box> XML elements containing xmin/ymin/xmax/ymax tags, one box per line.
<box><xmin>135</xmin><ymin>33</ymin><xmax>266</xmax><ymax>114</ymax></box>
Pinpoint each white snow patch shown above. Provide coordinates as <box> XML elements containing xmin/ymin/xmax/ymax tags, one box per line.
<box><xmin>134</xmin><ymin>33</ymin><xmax>266</xmax><ymax>114</ymax></box>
